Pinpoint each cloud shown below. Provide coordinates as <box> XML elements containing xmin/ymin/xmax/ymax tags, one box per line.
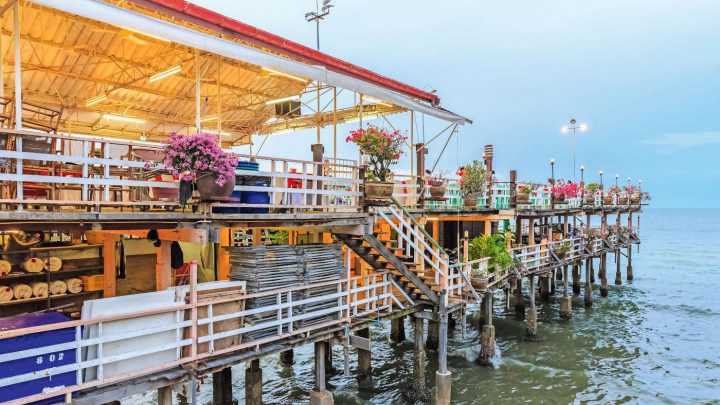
<box><xmin>639</xmin><ymin>131</ymin><xmax>720</xmax><ymax>153</ymax></box>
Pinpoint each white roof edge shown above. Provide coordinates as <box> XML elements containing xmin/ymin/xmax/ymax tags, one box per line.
<box><xmin>29</xmin><ymin>0</ymin><xmax>472</xmax><ymax>126</ymax></box>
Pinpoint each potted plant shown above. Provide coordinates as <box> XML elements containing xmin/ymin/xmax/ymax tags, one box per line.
<box><xmin>585</xmin><ymin>183</ymin><xmax>600</xmax><ymax>205</ymax></box>
<box><xmin>554</xmin><ymin>241</ymin><xmax>571</xmax><ymax>259</ymax></box>
<box><xmin>552</xmin><ymin>182</ymin><xmax>580</xmax><ymax>204</ymax></box>
<box><xmin>604</xmin><ymin>186</ymin><xmax>620</xmax><ymax>205</ymax></box>
<box><xmin>346</xmin><ymin>125</ymin><xmax>406</xmax><ymax>203</ymax></box>
<box><xmin>467</xmin><ymin>234</ymin><xmax>513</xmax><ymax>289</ymax></box>
<box><xmin>458</xmin><ymin>160</ymin><xmax>485</xmax><ymax>208</ymax></box>
<box><xmin>157</xmin><ymin>132</ymin><xmax>238</xmax><ymax>204</ymax></box>
<box><xmin>516</xmin><ymin>184</ymin><xmax>532</xmax><ymax>204</ymax></box>
<box><xmin>427</xmin><ymin>171</ymin><xmax>448</xmax><ymax>198</ymax></box>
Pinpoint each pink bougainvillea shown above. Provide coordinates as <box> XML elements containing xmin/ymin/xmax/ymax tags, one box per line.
<box><xmin>346</xmin><ymin>125</ymin><xmax>406</xmax><ymax>181</ymax></box>
<box><xmin>551</xmin><ymin>182</ymin><xmax>581</xmax><ymax>199</ymax></box>
<box><xmin>155</xmin><ymin>132</ymin><xmax>238</xmax><ymax>186</ymax></box>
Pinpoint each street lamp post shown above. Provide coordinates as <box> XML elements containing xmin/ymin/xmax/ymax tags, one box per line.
<box><xmin>580</xmin><ymin>165</ymin><xmax>585</xmax><ymax>184</ymax></box>
<box><xmin>599</xmin><ymin>170</ymin><xmax>604</xmax><ymax>207</ymax></box>
<box><xmin>560</xmin><ymin>118</ymin><xmax>588</xmax><ymax>183</ymax></box>
<box><xmin>550</xmin><ymin>158</ymin><xmax>555</xmax><ymax>184</ymax></box>
<box><xmin>306</xmin><ymin>1</ymin><xmax>333</xmax><ymax>145</ymax></box>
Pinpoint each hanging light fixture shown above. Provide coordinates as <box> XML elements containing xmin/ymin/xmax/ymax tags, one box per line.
<box><xmin>149</xmin><ymin>65</ymin><xmax>182</xmax><ymax>82</ymax></box>
<box><xmin>363</xmin><ymin>95</ymin><xmax>392</xmax><ymax>107</ymax></box>
<box><xmin>103</xmin><ymin>114</ymin><xmax>145</xmax><ymax>124</ymax></box>
<box><xmin>85</xmin><ymin>93</ymin><xmax>108</xmax><ymax>107</ymax></box>
<box><xmin>262</xmin><ymin>68</ymin><xmax>308</xmax><ymax>83</ymax></box>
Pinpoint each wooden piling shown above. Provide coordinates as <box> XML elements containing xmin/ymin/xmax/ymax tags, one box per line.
<box><xmin>357</xmin><ymin>327</ymin><xmax>372</xmax><ymax>383</ymax></box>
<box><xmin>426</xmin><ymin>319</ymin><xmax>440</xmax><ymax>351</ymax></box>
<box><xmin>513</xmin><ymin>278</ymin><xmax>525</xmax><ymax>315</ymax></box>
<box><xmin>435</xmin><ymin>290</ymin><xmax>451</xmax><ymax>405</ymax></box>
<box><xmin>540</xmin><ymin>274</ymin><xmax>551</xmax><ymax>302</ymax></box>
<box><xmin>478</xmin><ymin>292</ymin><xmax>496</xmax><ymax>363</ymax></box>
<box><xmin>627</xmin><ymin>245</ymin><xmax>634</xmax><ymax>281</ymax></box>
<box><xmin>245</xmin><ymin>359</ymin><xmax>262</xmax><ymax>405</ymax></box>
<box><xmin>615</xmin><ymin>249</ymin><xmax>622</xmax><ymax>285</ymax></box>
<box><xmin>157</xmin><ymin>386</ymin><xmax>172</xmax><ymax>405</ymax></box>
<box><xmin>600</xmin><ymin>253</ymin><xmax>608</xmax><ymax>297</ymax></box>
<box><xmin>279</xmin><ymin>349</ymin><xmax>294</xmax><ymax>366</ymax></box>
<box><xmin>572</xmin><ymin>263</ymin><xmax>581</xmax><ymax>295</ymax></box>
<box><xmin>212</xmin><ymin>368</ymin><xmax>233</xmax><ymax>405</ymax></box>
<box><xmin>584</xmin><ymin>258</ymin><xmax>593</xmax><ymax>308</ymax></box>
<box><xmin>390</xmin><ymin>316</ymin><xmax>406</xmax><ymax>344</ymax></box>
<box><xmin>311</xmin><ymin>341</ymin><xmax>334</xmax><ymax>405</ymax></box>
<box><xmin>525</xmin><ymin>276</ymin><xmax>540</xmax><ymax>340</ymax></box>
<box><xmin>414</xmin><ymin>317</ymin><xmax>426</xmax><ymax>383</ymax></box>
<box><xmin>559</xmin><ymin>265</ymin><xmax>572</xmax><ymax>320</ymax></box>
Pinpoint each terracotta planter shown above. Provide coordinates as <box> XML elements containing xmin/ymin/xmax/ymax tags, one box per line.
<box><xmin>553</xmin><ymin>194</ymin><xmax>566</xmax><ymax>204</ymax></box>
<box><xmin>630</xmin><ymin>195</ymin><xmax>641</xmax><ymax>204</ymax></box>
<box><xmin>618</xmin><ymin>196</ymin><xmax>629</xmax><ymax>205</ymax></box>
<box><xmin>463</xmin><ymin>197</ymin><xmax>478</xmax><ymax>208</ymax></box>
<box><xmin>584</xmin><ymin>196</ymin><xmax>595</xmax><ymax>205</ymax></box>
<box><xmin>196</xmin><ymin>171</ymin><xmax>235</xmax><ymax>200</ymax></box>
<box><xmin>470</xmin><ymin>276</ymin><xmax>488</xmax><ymax>291</ymax></box>
<box><xmin>516</xmin><ymin>193</ymin><xmax>530</xmax><ymax>204</ymax></box>
<box><xmin>429</xmin><ymin>184</ymin><xmax>447</xmax><ymax>198</ymax></box>
<box><xmin>364</xmin><ymin>181</ymin><xmax>394</xmax><ymax>202</ymax></box>
<box><xmin>603</xmin><ymin>196</ymin><xmax>613</xmax><ymax>205</ymax></box>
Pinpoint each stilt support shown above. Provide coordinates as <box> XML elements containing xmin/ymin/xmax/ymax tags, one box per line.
<box><xmin>615</xmin><ymin>249</ymin><xmax>622</xmax><ymax>285</ymax></box>
<box><xmin>212</xmin><ymin>368</ymin><xmax>233</xmax><ymax>405</ymax></box>
<box><xmin>626</xmin><ymin>246</ymin><xmax>634</xmax><ymax>280</ymax></box>
<box><xmin>435</xmin><ymin>290</ymin><xmax>451</xmax><ymax>405</ymax></box>
<box><xmin>584</xmin><ymin>258</ymin><xmax>593</xmax><ymax>308</ymax></box>
<box><xmin>513</xmin><ymin>278</ymin><xmax>525</xmax><ymax>315</ymax></box>
<box><xmin>311</xmin><ymin>341</ymin><xmax>334</xmax><ymax>405</ymax></box>
<box><xmin>525</xmin><ymin>276</ymin><xmax>541</xmax><ymax>341</ymax></box>
<box><xmin>279</xmin><ymin>349</ymin><xmax>294</xmax><ymax>367</ymax></box>
<box><xmin>478</xmin><ymin>292</ymin><xmax>495</xmax><ymax>363</ymax></box>
<box><xmin>357</xmin><ymin>328</ymin><xmax>372</xmax><ymax>384</ymax></box>
<box><xmin>540</xmin><ymin>275</ymin><xmax>551</xmax><ymax>301</ymax></box>
<box><xmin>391</xmin><ymin>316</ymin><xmax>406</xmax><ymax>344</ymax></box>
<box><xmin>426</xmin><ymin>320</ymin><xmax>440</xmax><ymax>351</ymax></box>
<box><xmin>600</xmin><ymin>253</ymin><xmax>608</xmax><ymax>297</ymax></box>
<box><xmin>245</xmin><ymin>359</ymin><xmax>262</xmax><ymax>405</ymax></box>
<box><xmin>572</xmin><ymin>263</ymin><xmax>581</xmax><ymax>296</ymax></box>
<box><xmin>158</xmin><ymin>386</ymin><xmax>172</xmax><ymax>405</ymax></box>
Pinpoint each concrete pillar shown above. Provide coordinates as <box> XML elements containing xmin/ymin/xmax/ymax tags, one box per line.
<box><xmin>390</xmin><ymin>316</ymin><xmax>406</xmax><ymax>344</ymax></box>
<box><xmin>572</xmin><ymin>263</ymin><xmax>581</xmax><ymax>296</ymax></box>
<box><xmin>435</xmin><ymin>290</ymin><xmax>451</xmax><ymax>405</ymax></box>
<box><xmin>479</xmin><ymin>294</ymin><xmax>489</xmax><ymax>327</ymax></box>
<box><xmin>478</xmin><ymin>292</ymin><xmax>495</xmax><ymax>363</ymax></box>
<box><xmin>513</xmin><ymin>278</ymin><xmax>525</xmax><ymax>315</ymax></box>
<box><xmin>525</xmin><ymin>276</ymin><xmax>540</xmax><ymax>341</ymax></box>
<box><xmin>245</xmin><ymin>359</ymin><xmax>262</xmax><ymax>405</ymax></box>
<box><xmin>626</xmin><ymin>246</ymin><xmax>634</xmax><ymax>280</ymax></box>
<box><xmin>590</xmin><ymin>257</ymin><xmax>596</xmax><ymax>283</ymax></box>
<box><xmin>600</xmin><ymin>253</ymin><xmax>608</xmax><ymax>297</ymax></box>
<box><xmin>157</xmin><ymin>386</ymin><xmax>172</xmax><ymax>405</ymax></box>
<box><xmin>426</xmin><ymin>320</ymin><xmax>440</xmax><ymax>351</ymax></box>
<box><xmin>614</xmin><ymin>249</ymin><xmax>622</xmax><ymax>285</ymax></box>
<box><xmin>311</xmin><ymin>341</ymin><xmax>334</xmax><ymax>405</ymax></box>
<box><xmin>212</xmin><ymin>368</ymin><xmax>233</xmax><ymax>405</ymax></box>
<box><xmin>356</xmin><ymin>328</ymin><xmax>372</xmax><ymax>383</ymax></box>
<box><xmin>584</xmin><ymin>258</ymin><xmax>593</xmax><ymax>308</ymax></box>
<box><xmin>279</xmin><ymin>349</ymin><xmax>294</xmax><ymax>367</ymax></box>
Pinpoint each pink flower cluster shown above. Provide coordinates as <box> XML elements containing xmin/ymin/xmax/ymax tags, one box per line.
<box><xmin>346</xmin><ymin>125</ymin><xmax>407</xmax><ymax>181</ymax></box>
<box><xmin>158</xmin><ymin>132</ymin><xmax>238</xmax><ymax>186</ymax></box>
<box><xmin>551</xmin><ymin>182</ymin><xmax>581</xmax><ymax>198</ymax></box>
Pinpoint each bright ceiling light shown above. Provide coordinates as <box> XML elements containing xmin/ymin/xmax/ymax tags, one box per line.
<box><xmin>262</xmin><ymin>68</ymin><xmax>308</xmax><ymax>83</ymax></box>
<box><xmin>149</xmin><ymin>65</ymin><xmax>182</xmax><ymax>83</ymax></box>
<box><xmin>85</xmin><ymin>93</ymin><xmax>108</xmax><ymax>107</ymax></box>
<box><xmin>265</xmin><ymin>95</ymin><xmax>301</xmax><ymax>105</ymax></box>
<box><xmin>204</xmin><ymin>129</ymin><xmax>231</xmax><ymax>137</ymax></box>
<box><xmin>363</xmin><ymin>95</ymin><xmax>392</xmax><ymax>107</ymax></box>
<box><xmin>119</xmin><ymin>26</ymin><xmax>170</xmax><ymax>42</ymax></box>
<box><xmin>201</xmin><ymin>115</ymin><xmax>218</xmax><ymax>122</ymax></box>
<box><xmin>103</xmin><ymin>114</ymin><xmax>145</xmax><ymax>124</ymax></box>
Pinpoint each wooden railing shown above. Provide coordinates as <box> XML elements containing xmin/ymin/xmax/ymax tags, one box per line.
<box><xmin>0</xmin><ymin>130</ymin><xmax>363</xmax><ymax>213</ymax></box>
<box><xmin>0</xmin><ymin>260</ymin><xmax>409</xmax><ymax>405</ymax></box>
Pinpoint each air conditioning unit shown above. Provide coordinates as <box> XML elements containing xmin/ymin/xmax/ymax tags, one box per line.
<box><xmin>275</xmin><ymin>100</ymin><xmax>301</xmax><ymax>118</ymax></box>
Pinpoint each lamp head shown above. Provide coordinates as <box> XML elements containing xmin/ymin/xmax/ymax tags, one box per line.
<box><xmin>550</xmin><ymin>158</ymin><xmax>555</xmax><ymax>165</ymax></box>
<box><xmin>570</xmin><ymin>118</ymin><xmax>577</xmax><ymax>125</ymax></box>
<box><xmin>599</xmin><ymin>170</ymin><xmax>603</xmax><ymax>176</ymax></box>
<box><xmin>580</xmin><ymin>165</ymin><xmax>584</xmax><ymax>171</ymax></box>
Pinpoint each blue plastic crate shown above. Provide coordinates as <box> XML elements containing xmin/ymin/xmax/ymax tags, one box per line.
<box><xmin>0</xmin><ymin>312</ymin><xmax>77</xmax><ymax>404</ymax></box>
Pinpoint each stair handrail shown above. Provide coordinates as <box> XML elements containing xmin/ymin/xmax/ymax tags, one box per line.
<box><xmin>389</xmin><ymin>196</ymin><xmax>446</xmax><ymax>255</ymax></box>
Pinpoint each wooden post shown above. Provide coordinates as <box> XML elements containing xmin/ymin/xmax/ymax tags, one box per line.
<box><xmin>584</xmin><ymin>258</ymin><xmax>593</xmax><ymax>308</ymax></box>
<box><xmin>426</xmin><ymin>318</ymin><xmax>440</xmax><ymax>351</ymax></box>
<box><xmin>156</xmin><ymin>240</ymin><xmax>172</xmax><ymax>291</ymax></box>
<box><xmin>157</xmin><ymin>386</ymin><xmax>172</xmax><ymax>405</ymax></box>
<box><xmin>416</xmin><ymin>143</ymin><xmax>427</xmax><ymax>209</ymax></box>
<box><xmin>560</xmin><ymin>265</ymin><xmax>572</xmax><ymax>320</ymax></box>
<box><xmin>212</xmin><ymin>368</ymin><xmax>233</xmax><ymax>405</ymax></box>
<box><xmin>245</xmin><ymin>359</ymin><xmax>262</xmax><ymax>405</ymax></box>
<box><xmin>513</xmin><ymin>277</ymin><xmax>525</xmax><ymax>314</ymax></box>
<box><xmin>572</xmin><ymin>262</ymin><xmax>581</xmax><ymax>295</ymax></box>
<box><xmin>509</xmin><ymin>170</ymin><xmax>517</xmax><ymax>208</ymax></box>
<box><xmin>478</xmin><ymin>292</ymin><xmax>495</xmax><ymax>363</ymax></box>
<box><xmin>390</xmin><ymin>316</ymin><xmax>406</xmax><ymax>345</ymax></box>
<box><xmin>218</xmin><ymin>228</ymin><xmax>230</xmax><ymax>281</ymax></box>
<box><xmin>615</xmin><ymin>249</ymin><xmax>622</xmax><ymax>285</ymax></box>
<box><xmin>600</xmin><ymin>252</ymin><xmax>608</xmax><ymax>297</ymax></box>
<box><xmin>528</xmin><ymin>219</ymin><xmax>535</xmax><ymax>246</ymax></box>
<box><xmin>525</xmin><ymin>276</ymin><xmax>540</xmax><ymax>340</ymax></box>
<box><xmin>103</xmin><ymin>235</ymin><xmax>118</xmax><ymax>298</ymax></box>
<box><xmin>357</xmin><ymin>327</ymin><xmax>372</xmax><ymax>384</ymax></box>
<box><xmin>414</xmin><ymin>317</ymin><xmax>426</xmax><ymax>384</ymax></box>
<box><xmin>311</xmin><ymin>144</ymin><xmax>324</xmax><ymax>207</ymax></box>
<box><xmin>626</xmin><ymin>245</ymin><xmax>633</xmax><ymax>280</ymax></box>
<box><xmin>280</xmin><ymin>349</ymin><xmax>294</xmax><ymax>366</ymax></box>
<box><xmin>311</xmin><ymin>341</ymin><xmax>335</xmax><ymax>405</ymax></box>
<box><xmin>435</xmin><ymin>290</ymin><xmax>451</xmax><ymax>405</ymax></box>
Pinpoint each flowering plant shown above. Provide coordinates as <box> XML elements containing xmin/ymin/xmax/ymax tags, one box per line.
<box><xmin>552</xmin><ymin>182</ymin><xmax>581</xmax><ymax>199</ymax></box>
<box><xmin>623</xmin><ymin>185</ymin><xmax>639</xmax><ymax>195</ymax></box>
<box><xmin>518</xmin><ymin>184</ymin><xmax>533</xmax><ymax>194</ymax></box>
<box><xmin>458</xmin><ymin>160</ymin><xmax>485</xmax><ymax>198</ymax></box>
<box><xmin>156</xmin><ymin>132</ymin><xmax>238</xmax><ymax>186</ymax></box>
<box><xmin>585</xmin><ymin>182</ymin><xmax>600</xmax><ymax>194</ymax></box>
<box><xmin>427</xmin><ymin>170</ymin><xmax>448</xmax><ymax>187</ymax></box>
<box><xmin>346</xmin><ymin>125</ymin><xmax>406</xmax><ymax>182</ymax></box>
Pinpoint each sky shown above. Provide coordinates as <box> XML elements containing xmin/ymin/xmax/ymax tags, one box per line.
<box><xmin>192</xmin><ymin>0</ymin><xmax>720</xmax><ymax>208</ymax></box>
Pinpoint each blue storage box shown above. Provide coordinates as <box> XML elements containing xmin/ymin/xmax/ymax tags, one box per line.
<box><xmin>0</xmin><ymin>312</ymin><xmax>77</xmax><ymax>404</ymax></box>
<box><xmin>214</xmin><ymin>161</ymin><xmax>269</xmax><ymax>214</ymax></box>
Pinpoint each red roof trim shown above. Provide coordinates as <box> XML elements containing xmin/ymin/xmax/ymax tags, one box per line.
<box><xmin>125</xmin><ymin>0</ymin><xmax>440</xmax><ymax>105</ymax></box>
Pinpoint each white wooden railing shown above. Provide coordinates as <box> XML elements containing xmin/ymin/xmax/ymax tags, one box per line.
<box><xmin>0</xmin><ymin>129</ymin><xmax>363</xmax><ymax>212</ymax></box>
<box><xmin>0</xmin><ymin>260</ymin><xmax>408</xmax><ymax>405</ymax></box>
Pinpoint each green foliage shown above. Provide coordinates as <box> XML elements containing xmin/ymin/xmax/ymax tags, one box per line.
<box><xmin>467</xmin><ymin>234</ymin><xmax>514</xmax><ymax>272</ymax></box>
<box><xmin>586</xmin><ymin>183</ymin><xmax>600</xmax><ymax>193</ymax></box>
<box><xmin>268</xmin><ymin>230</ymin><xmax>289</xmax><ymax>245</ymax></box>
<box><xmin>458</xmin><ymin>160</ymin><xmax>486</xmax><ymax>198</ymax></box>
<box><xmin>518</xmin><ymin>184</ymin><xmax>532</xmax><ymax>194</ymax></box>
